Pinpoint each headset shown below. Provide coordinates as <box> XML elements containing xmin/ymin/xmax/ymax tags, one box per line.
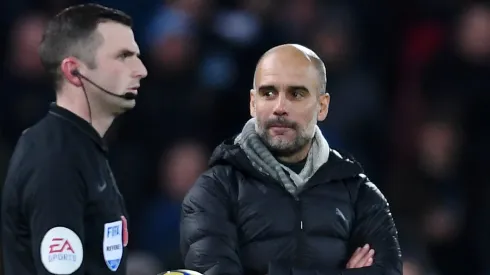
<box><xmin>71</xmin><ymin>69</ymin><xmax>137</xmax><ymax>100</ymax></box>
<box><xmin>71</xmin><ymin>69</ymin><xmax>137</xmax><ymax>124</ymax></box>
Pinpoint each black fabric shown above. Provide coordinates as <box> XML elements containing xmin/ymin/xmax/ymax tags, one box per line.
<box><xmin>47</xmin><ymin>102</ymin><xmax>108</xmax><ymax>152</ymax></box>
<box><xmin>279</xmin><ymin>157</ymin><xmax>307</xmax><ymax>174</ymax></box>
<box><xmin>180</xmin><ymin>138</ymin><xmax>402</xmax><ymax>275</ymax></box>
<box><xmin>1</xmin><ymin>103</ymin><xmax>129</xmax><ymax>275</ymax></box>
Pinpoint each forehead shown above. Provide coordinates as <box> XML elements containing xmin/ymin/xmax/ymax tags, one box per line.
<box><xmin>95</xmin><ymin>21</ymin><xmax>139</xmax><ymax>53</ymax></box>
<box><xmin>255</xmin><ymin>53</ymin><xmax>318</xmax><ymax>89</ymax></box>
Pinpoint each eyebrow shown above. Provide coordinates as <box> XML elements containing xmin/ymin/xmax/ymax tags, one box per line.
<box><xmin>116</xmin><ymin>48</ymin><xmax>140</xmax><ymax>57</ymax></box>
<box><xmin>258</xmin><ymin>85</ymin><xmax>276</xmax><ymax>91</ymax></box>
<box><xmin>258</xmin><ymin>85</ymin><xmax>309</xmax><ymax>92</ymax></box>
<box><xmin>289</xmin><ymin>85</ymin><xmax>309</xmax><ymax>93</ymax></box>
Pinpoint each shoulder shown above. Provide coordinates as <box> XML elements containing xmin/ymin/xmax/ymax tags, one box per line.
<box><xmin>6</xmin><ymin>127</ymin><xmax>78</xmax><ymax>187</ymax></box>
<box><xmin>204</xmin><ymin>164</ymin><xmax>238</xmax><ymax>186</ymax></box>
<box><xmin>193</xmin><ymin>164</ymin><xmax>237</xmax><ymax>193</ymax></box>
<box><xmin>183</xmin><ymin>164</ymin><xmax>238</xmax><ymax>208</ymax></box>
<box><xmin>343</xmin><ymin>173</ymin><xmax>389</xmax><ymax>207</ymax></box>
<box><xmin>327</xmin><ymin>149</ymin><xmax>386</xmax><ymax>202</ymax></box>
<box><xmin>14</xmin><ymin>117</ymin><xmax>78</xmax><ymax>164</ymax></box>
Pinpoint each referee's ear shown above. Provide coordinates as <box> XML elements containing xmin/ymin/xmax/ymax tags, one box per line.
<box><xmin>250</xmin><ymin>89</ymin><xmax>256</xmax><ymax>117</ymax></box>
<box><xmin>61</xmin><ymin>57</ymin><xmax>82</xmax><ymax>87</ymax></box>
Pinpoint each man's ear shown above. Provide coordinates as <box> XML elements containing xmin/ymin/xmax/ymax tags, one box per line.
<box><xmin>60</xmin><ymin>57</ymin><xmax>83</xmax><ymax>87</ymax></box>
<box><xmin>250</xmin><ymin>89</ymin><xmax>256</xmax><ymax>117</ymax></box>
<box><xmin>317</xmin><ymin>93</ymin><xmax>330</xmax><ymax>121</ymax></box>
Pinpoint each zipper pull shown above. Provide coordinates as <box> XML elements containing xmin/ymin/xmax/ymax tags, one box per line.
<box><xmin>300</xmin><ymin>220</ymin><xmax>303</xmax><ymax>230</ymax></box>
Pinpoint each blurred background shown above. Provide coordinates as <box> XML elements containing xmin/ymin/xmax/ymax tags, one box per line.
<box><xmin>1</xmin><ymin>0</ymin><xmax>490</xmax><ymax>274</ymax></box>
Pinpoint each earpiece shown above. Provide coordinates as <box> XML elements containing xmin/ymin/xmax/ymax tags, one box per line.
<box><xmin>70</xmin><ymin>67</ymin><xmax>137</xmax><ymax>126</ymax></box>
<box><xmin>73</xmin><ymin>69</ymin><xmax>137</xmax><ymax>101</ymax></box>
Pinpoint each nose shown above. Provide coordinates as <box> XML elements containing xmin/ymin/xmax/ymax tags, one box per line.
<box><xmin>272</xmin><ymin>93</ymin><xmax>288</xmax><ymax>116</ymax></box>
<box><xmin>133</xmin><ymin>58</ymin><xmax>148</xmax><ymax>79</ymax></box>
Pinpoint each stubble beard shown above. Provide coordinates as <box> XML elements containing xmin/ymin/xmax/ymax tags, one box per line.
<box><xmin>256</xmin><ymin>117</ymin><xmax>317</xmax><ymax>158</ymax></box>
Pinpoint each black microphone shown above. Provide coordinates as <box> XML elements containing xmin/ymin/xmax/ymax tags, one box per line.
<box><xmin>71</xmin><ymin>69</ymin><xmax>137</xmax><ymax>100</ymax></box>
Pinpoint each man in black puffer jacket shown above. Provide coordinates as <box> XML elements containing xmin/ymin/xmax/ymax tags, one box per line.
<box><xmin>180</xmin><ymin>44</ymin><xmax>402</xmax><ymax>275</ymax></box>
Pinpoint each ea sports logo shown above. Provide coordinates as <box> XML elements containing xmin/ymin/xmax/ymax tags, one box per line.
<box><xmin>40</xmin><ymin>227</ymin><xmax>83</xmax><ymax>274</ymax></box>
<box><xmin>49</xmin><ymin>238</ymin><xmax>75</xmax><ymax>254</ymax></box>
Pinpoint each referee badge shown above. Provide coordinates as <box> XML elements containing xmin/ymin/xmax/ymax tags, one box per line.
<box><xmin>103</xmin><ymin>220</ymin><xmax>124</xmax><ymax>271</ymax></box>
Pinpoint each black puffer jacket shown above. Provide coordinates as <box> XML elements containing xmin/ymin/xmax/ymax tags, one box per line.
<box><xmin>180</xmin><ymin>138</ymin><xmax>402</xmax><ymax>275</ymax></box>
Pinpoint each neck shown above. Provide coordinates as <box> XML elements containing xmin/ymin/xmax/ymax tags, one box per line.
<box><xmin>56</xmin><ymin>89</ymin><xmax>115</xmax><ymax>137</ymax></box>
<box><xmin>277</xmin><ymin>141</ymin><xmax>312</xmax><ymax>163</ymax></box>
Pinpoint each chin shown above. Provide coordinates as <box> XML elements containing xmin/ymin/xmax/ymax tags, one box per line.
<box><xmin>113</xmin><ymin>101</ymin><xmax>135</xmax><ymax>115</ymax></box>
<box><xmin>121</xmin><ymin>99</ymin><xmax>135</xmax><ymax>107</ymax></box>
<box><xmin>267</xmin><ymin>138</ymin><xmax>295</xmax><ymax>150</ymax></box>
<box><xmin>270</xmin><ymin>134</ymin><xmax>295</xmax><ymax>143</ymax></box>
<box><xmin>269</xmin><ymin>145</ymin><xmax>300</xmax><ymax>158</ymax></box>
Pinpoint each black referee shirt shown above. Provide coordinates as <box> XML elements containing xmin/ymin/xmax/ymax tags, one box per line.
<box><xmin>1</xmin><ymin>103</ymin><xmax>129</xmax><ymax>275</ymax></box>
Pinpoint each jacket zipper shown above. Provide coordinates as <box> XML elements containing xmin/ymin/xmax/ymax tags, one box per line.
<box><xmin>294</xmin><ymin>195</ymin><xmax>304</xmax><ymax>265</ymax></box>
<box><xmin>258</xmin><ymin>168</ymin><xmax>306</xmax><ymax>264</ymax></box>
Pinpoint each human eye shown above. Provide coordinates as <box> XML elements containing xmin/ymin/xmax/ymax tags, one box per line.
<box><xmin>117</xmin><ymin>50</ymin><xmax>135</xmax><ymax>60</ymax></box>
<box><xmin>259</xmin><ymin>87</ymin><xmax>277</xmax><ymax>98</ymax></box>
<box><xmin>291</xmin><ymin>88</ymin><xmax>308</xmax><ymax>99</ymax></box>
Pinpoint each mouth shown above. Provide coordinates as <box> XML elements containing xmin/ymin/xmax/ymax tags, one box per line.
<box><xmin>268</xmin><ymin>126</ymin><xmax>293</xmax><ymax>136</ymax></box>
<box><xmin>268</xmin><ymin>122</ymin><xmax>294</xmax><ymax>129</ymax></box>
<box><xmin>269</xmin><ymin>125</ymin><xmax>290</xmax><ymax>130</ymax></box>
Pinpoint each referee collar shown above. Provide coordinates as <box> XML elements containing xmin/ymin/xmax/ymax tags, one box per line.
<box><xmin>48</xmin><ymin>102</ymin><xmax>109</xmax><ymax>153</ymax></box>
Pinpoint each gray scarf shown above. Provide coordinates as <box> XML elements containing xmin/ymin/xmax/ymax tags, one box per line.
<box><xmin>234</xmin><ymin>118</ymin><xmax>330</xmax><ymax>196</ymax></box>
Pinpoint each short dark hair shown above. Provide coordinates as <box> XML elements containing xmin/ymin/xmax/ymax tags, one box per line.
<box><xmin>38</xmin><ymin>3</ymin><xmax>132</xmax><ymax>90</ymax></box>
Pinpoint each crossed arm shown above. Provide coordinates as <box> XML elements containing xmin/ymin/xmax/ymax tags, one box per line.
<box><xmin>180</xmin><ymin>174</ymin><xmax>402</xmax><ymax>275</ymax></box>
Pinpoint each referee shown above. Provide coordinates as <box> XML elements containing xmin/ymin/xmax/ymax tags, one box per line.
<box><xmin>1</xmin><ymin>3</ymin><xmax>147</xmax><ymax>275</ymax></box>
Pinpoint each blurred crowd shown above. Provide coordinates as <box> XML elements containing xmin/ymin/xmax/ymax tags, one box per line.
<box><xmin>1</xmin><ymin>0</ymin><xmax>490</xmax><ymax>274</ymax></box>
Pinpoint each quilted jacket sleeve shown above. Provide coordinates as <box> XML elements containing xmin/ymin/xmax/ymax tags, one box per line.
<box><xmin>180</xmin><ymin>170</ymin><xmax>243</xmax><ymax>275</ymax></box>
<box><xmin>268</xmin><ymin>176</ymin><xmax>402</xmax><ymax>275</ymax></box>
<box><xmin>341</xmin><ymin>177</ymin><xmax>402</xmax><ymax>274</ymax></box>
